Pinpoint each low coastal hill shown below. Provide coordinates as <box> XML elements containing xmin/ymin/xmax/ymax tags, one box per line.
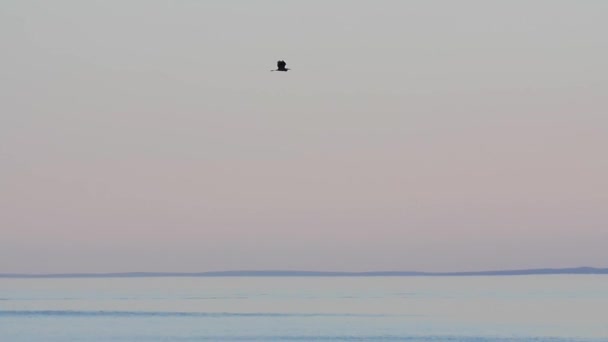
<box><xmin>2</xmin><ymin>267</ymin><xmax>607</xmax><ymax>278</ymax></box>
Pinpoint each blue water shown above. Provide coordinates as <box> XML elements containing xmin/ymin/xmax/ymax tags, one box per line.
<box><xmin>1</xmin><ymin>276</ymin><xmax>607</xmax><ymax>341</ymax></box>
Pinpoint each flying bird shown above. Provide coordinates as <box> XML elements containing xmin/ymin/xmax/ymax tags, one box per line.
<box><xmin>272</xmin><ymin>60</ymin><xmax>290</xmax><ymax>72</ymax></box>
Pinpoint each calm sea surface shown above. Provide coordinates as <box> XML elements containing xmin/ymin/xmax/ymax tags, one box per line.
<box><xmin>1</xmin><ymin>276</ymin><xmax>607</xmax><ymax>341</ymax></box>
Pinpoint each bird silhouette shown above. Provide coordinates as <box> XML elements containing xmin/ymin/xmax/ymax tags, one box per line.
<box><xmin>272</xmin><ymin>60</ymin><xmax>290</xmax><ymax>72</ymax></box>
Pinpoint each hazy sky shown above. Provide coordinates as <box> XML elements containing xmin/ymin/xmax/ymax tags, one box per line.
<box><xmin>2</xmin><ymin>0</ymin><xmax>607</xmax><ymax>273</ymax></box>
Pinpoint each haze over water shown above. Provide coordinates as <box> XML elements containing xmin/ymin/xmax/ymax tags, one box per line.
<box><xmin>2</xmin><ymin>0</ymin><xmax>607</xmax><ymax>274</ymax></box>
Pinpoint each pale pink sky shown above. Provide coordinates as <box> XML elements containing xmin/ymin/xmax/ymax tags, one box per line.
<box><xmin>1</xmin><ymin>0</ymin><xmax>607</xmax><ymax>273</ymax></box>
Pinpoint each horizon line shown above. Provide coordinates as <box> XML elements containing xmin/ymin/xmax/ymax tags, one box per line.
<box><xmin>1</xmin><ymin>266</ymin><xmax>607</xmax><ymax>278</ymax></box>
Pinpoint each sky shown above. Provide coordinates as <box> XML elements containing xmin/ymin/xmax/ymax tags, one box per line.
<box><xmin>1</xmin><ymin>0</ymin><xmax>607</xmax><ymax>273</ymax></box>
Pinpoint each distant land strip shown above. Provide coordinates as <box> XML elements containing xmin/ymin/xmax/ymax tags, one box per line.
<box><xmin>1</xmin><ymin>267</ymin><xmax>607</xmax><ymax>278</ymax></box>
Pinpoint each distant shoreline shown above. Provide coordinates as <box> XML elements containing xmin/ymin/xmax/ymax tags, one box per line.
<box><xmin>1</xmin><ymin>267</ymin><xmax>607</xmax><ymax>278</ymax></box>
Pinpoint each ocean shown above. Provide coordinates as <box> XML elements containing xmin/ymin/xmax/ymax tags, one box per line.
<box><xmin>1</xmin><ymin>275</ymin><xmax>607</xmax><ymax>341</ymax></box>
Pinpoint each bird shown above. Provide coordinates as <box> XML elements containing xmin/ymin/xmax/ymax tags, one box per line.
<box><xmin>272</xmin><ymin>60</ymin><xmax>290</xmax><ymax>72</ymax></box>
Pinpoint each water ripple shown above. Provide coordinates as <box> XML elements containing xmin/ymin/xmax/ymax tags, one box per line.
<box><xmin>0</xmin><ymin>310</ymin><xmax>394</xmax><ymax>318</ymax></box>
